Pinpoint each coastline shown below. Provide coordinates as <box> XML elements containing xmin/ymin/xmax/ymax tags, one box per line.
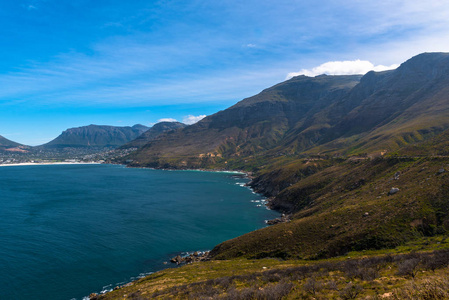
<box><xmin>85</xmin><ymin>165</ymin><xmax>276</xmax><ymax>299</ymax></box>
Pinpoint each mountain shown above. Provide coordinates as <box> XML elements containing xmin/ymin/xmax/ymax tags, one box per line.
<box><xmin>121</xmin><ymin>121</ymin><xmax>186</xmax><ymax>149</ymax></box>
<box><xmin>126</xmin><ymin>53</ymin><xmax>449</xmax><ymax>168</ymax></box>
<box><xmin>41</xmin><ymin>124</ymin><xmax>149</xmax><ymax>148</ymax></box>
<box><xmin>96</xmin><ymin>52</ymin><xmax>449</xmax><ymax>298</ymax></box>
<box><xmin>126</xmin><ymin>74</ymin><xmax>362</xmax><ymax>168</ymax></box>
<box><xmin>120</xmin><ymin>52</ymin><xmax>449</xmax><ymax>260</ymax></box>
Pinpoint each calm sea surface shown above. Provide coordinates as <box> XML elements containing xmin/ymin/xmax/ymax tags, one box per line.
<box><xmin>0</xmin><ymin>164</ymin><xmax>278</xmax><ymax>300</ymax></box>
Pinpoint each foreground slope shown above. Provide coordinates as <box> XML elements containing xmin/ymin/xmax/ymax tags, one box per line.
<box><xmin>211</xmin><ymin>156</ymin><xmax>449</xmax><ymax>259</ymax></box>
<box><xmin>41</xmin><ymin>124</ymin><xmax>149</xmax><ymax>148</ymax></box>
<box><xmin>97</xmin><ymin>240</ymin><xmax>449</xmax><ymax>299</ymax></box>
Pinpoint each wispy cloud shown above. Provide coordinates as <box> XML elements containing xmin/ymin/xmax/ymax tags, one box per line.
<box><xmin>2</xmin><ymin>0</ymin><xmax>449</xmax><ymax>109</ymax></box>
<box><xmin>182</xmin><ymin>115</ymin><xmax>206</xmax><ymax>125</ymax></box>
<box><xmin>157</xmin><ymin>118</ymin><xmax>177</xmax><ymax>123</ymax></box>
<box><xmin>287</xmin><ymin>60</ymin><xmax>399</xmax><ymax>78</ymax></box>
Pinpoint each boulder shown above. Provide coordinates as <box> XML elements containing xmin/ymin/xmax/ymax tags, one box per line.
<box><xmin>388</xmin><ymin>187</ymin><xmax>400</xmax><ymax>195</ymax></box>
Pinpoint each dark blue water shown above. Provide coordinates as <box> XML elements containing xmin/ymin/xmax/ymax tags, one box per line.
<box><xmin>0</xmin><ymin>164</ymin><xmax>277</xmax><ymax>300</ymax></box>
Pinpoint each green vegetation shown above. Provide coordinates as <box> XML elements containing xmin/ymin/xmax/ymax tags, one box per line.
<box><xmin>96</xmin><ymin>239</ymin><xmax>449</xmax><ymax>299</ymax></box>
<box><xmin>210</xmin><ymin>156</ymin><xmax>449</xmax><ymax>260</ymax></box>
<box><xmin>96</xmin><ymin>53</ymin><xmax>449</xmax><ymax>299</ymax></box>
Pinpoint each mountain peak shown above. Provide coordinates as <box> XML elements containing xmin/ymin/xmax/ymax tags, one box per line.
<box><xmin>41</xmin><ymin>124</ymin><xmax>149</xmax><ymax>148</ymax></box>
<box><xmin>122</xmin><ymin>121</ymin><xmax>186</xmax><ymax>149</ymax></box>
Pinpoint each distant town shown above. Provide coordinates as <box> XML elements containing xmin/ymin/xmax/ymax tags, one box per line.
<box><xmin>0</xmin><ymin>147</ymin><xmax>136</xmax><ymax>165</ymax></box>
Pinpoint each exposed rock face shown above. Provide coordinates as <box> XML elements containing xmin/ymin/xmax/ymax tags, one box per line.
<box><xmin>40</xmin><ymin>124</ymin><xmax>149</xmax><ymax>148</ymax></box>
<box><xmin>170</xmin><ymin>251</ymin><xmax>210</xmax><ymax>265</ymax></box>
<box><xmin>266</xmin><ymin>214</ymin><xmax>290</xmax><ymax>225</ymax></box>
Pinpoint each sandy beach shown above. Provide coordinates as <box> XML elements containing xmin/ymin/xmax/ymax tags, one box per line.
<box><xmin>0</xmin><ymin>162</ymin><xmax>100</xmax><ymax>167</ymax></box>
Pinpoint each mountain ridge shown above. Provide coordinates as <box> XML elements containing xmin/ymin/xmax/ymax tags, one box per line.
<box><xmin>41</xmin><ymin>124</ymin><xmax>149</xmax><ymax>148</ymax></box>
<box><xmin>125</xmin><ymin>52</ymin><xmax>449</xmax><ymax>169</ymax></box>
<box><xmin>121</xmin><ymin>121</ymin><xmax>186</xmax><ymax>149</ymax></box>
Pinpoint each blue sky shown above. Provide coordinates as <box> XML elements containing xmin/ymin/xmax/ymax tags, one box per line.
<box><xmin>1</xmin><ymin>0</ymin><xmax>449</xmax><ymax>145</ymax></box>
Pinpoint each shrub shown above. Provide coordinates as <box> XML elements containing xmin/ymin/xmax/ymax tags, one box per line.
<box><xmin>339</xmin><ymin>282</ymin><xmax>363</xmax><ymax>300</ymax></box>
<box><xmin>396</xmin><ymin>258</ymin><xmax>421</xmax><ymax>278</ymax></box>
<box><xmin>393</xmin><ymin>278</ymin><xmax>449</xmax><ymax>299</ymax></box>
<box><xmin>303</xmin><ymin>277</ymin><xmax>323</xmax><ymax>296</ymax></box>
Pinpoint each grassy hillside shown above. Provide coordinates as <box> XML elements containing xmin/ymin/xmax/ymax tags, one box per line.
<box><xmin>210</xmin><ymin>156</ymin><xmax>449</xmax><ymax>260</ymax></box>
<box><xmin>95</xmin><ymin>237</ymin><xmax>449</xmax><ymax>299</ymax></box>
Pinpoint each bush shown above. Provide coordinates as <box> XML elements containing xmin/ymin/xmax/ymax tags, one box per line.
<box><xmin>396</xmin><ymin>258</ymin><xmax>420</xmax><ymax>278</ymax></box>
<box><xmin>303</xmin><ymin>277</ymin><xmax>323</xmax><ymax>296</ymax></box>
<box><xmin>339</xmin><ymin>282</ymin><xmax>363</xmax><ymax>300</ymax></box>
<box><xmin>393</xmin><ymin>278</ymin><xmax>449</xmax><ymax>299</ymax></box>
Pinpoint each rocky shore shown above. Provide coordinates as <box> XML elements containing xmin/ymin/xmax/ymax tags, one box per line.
<box><xmin>265</xmin><ymin>213</ymin><xmax>291</xmax><ymax>225</ymax></box>
<box><xmin>170</xmin><ymin>250</ymin><xmax>210</xmax><ymax>265</ymax></box>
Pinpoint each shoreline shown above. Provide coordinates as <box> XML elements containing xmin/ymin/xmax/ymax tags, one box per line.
<box><xmin>0</xmin><ymin>162</ymin><xmax>101</xmax><ymax>167</ymax></box>
<box><xmin>122</xmin><ymin>163</ymin><xmax>251</xmax><ymax>177</ymax></box>
<box><xmin>85</xmin><ymin>165</ymin><xmax>277</xmax><ymax>299</ymax></box>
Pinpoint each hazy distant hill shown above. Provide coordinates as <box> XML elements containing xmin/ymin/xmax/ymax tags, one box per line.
<box><xmin>0</xmin><ymin>135</ymin><xmax>26</xmax><ymax>151</ymax></box>
<box><xmin>127</xmin><ymin>53</ymin><xmax>449</xmax><ymax>168</ymax></box>
<box><xmin>41</xmin><ymin>124</ymin><xmax>149</xmax><ymax>148</ymax></box>
<box><xmin>121</xmin><ymin>121</ymin><xmax>186</xmax><ymax>149</ymax></box>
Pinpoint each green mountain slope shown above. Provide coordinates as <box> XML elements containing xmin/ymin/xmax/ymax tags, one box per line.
<box><xmin>210</xmin><ymin>156</ymin><xmax>449</xmax><ymax>259</ymax></box>
<box><xmin>121</xmin><ymin>52</ymin><xmax>449</xmax><ymax>259</ymax></box>
<box><xmin>41</xmin><ymin>124</ymin><xmax>149</xmax><ymax>148</ymax></box>
<box><xmin>96</xmin><ymin>52</ymin><xmax>449</xmax><ymax>299</ymax></box>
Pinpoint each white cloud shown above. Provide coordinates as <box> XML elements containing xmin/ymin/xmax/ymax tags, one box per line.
<box><xmin>157</xmin><ymin>118</ymin><xmax>178</xmax><ymax>123</ymax></box>
<box><xmin>286</xmin><ymin>60</ymin><xmax>399</xmax><ymax>79</ymax></box>
<box><xmin>182</xmin><ymin>115</ymin><xmax>206</xmax><ymax>125</ymax></box>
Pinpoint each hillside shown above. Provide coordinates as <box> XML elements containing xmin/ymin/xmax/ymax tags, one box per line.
<box><xmin>126</xmin><ymin>74</ymin><xmax>361</xmax><ymax>168</ymax></box>
<box><xmin>96</xmin><ymin>239</ymin><xmax>449</xmax><ymax>299</ymax></box>
<box><xmin>0</xmin><ymin>135</ymin><xmax>21</xmax><ymax>147</ymax></box>
<box><xmin>98</xmin><ymin>52</ymin><xmax>449</xmax><ymax>299</ymax></box>
<box><xmin>41</xmin><ymin>124</ymin><xmax>149</xmax><ymax>148</ymax></box>
<box><xmin>121</xmin><ymin>121</ymin><xmax>186</xmax><ymax>149</ymax></box>
<box><xmin>126</xmin><ymin>53</ymin><xmax>449</xmax><ymax>169</ymax></box>
<box><xmin>0</xmin><ymin>135</ymin><xmax>28</xmax><ymax>152</ymax></box>
<box><xmin>119</xmin><ymin>52</ymin><xmax>449</xmax><ymax>260</ymax></box>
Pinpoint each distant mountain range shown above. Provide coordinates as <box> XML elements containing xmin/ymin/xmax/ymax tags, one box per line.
<box><xmin>126</xmin><ymin>52</ymin><xmax>449</xmax><ymax>168</ymax></box>
<box><xmin>1</xmin><ymin>122</ymin><xmax>188</xmax><ymax>154</ymax></box>
<box><xmin>40</xmin><ymin>124</ymin><xmax>150</xmax><ymax>148</ymax></box>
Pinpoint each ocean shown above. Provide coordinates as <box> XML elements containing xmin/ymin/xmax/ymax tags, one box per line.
<box><xmin>0</xmin><ymin>164</ymin><xmax>277</xmax><ymax>299</ymax></box>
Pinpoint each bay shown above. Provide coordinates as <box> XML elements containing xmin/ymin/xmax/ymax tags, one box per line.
<box><xmin>0</xmin><ymin>164</ymin><xmax>277</xmax><ymax>300</ymax></box>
